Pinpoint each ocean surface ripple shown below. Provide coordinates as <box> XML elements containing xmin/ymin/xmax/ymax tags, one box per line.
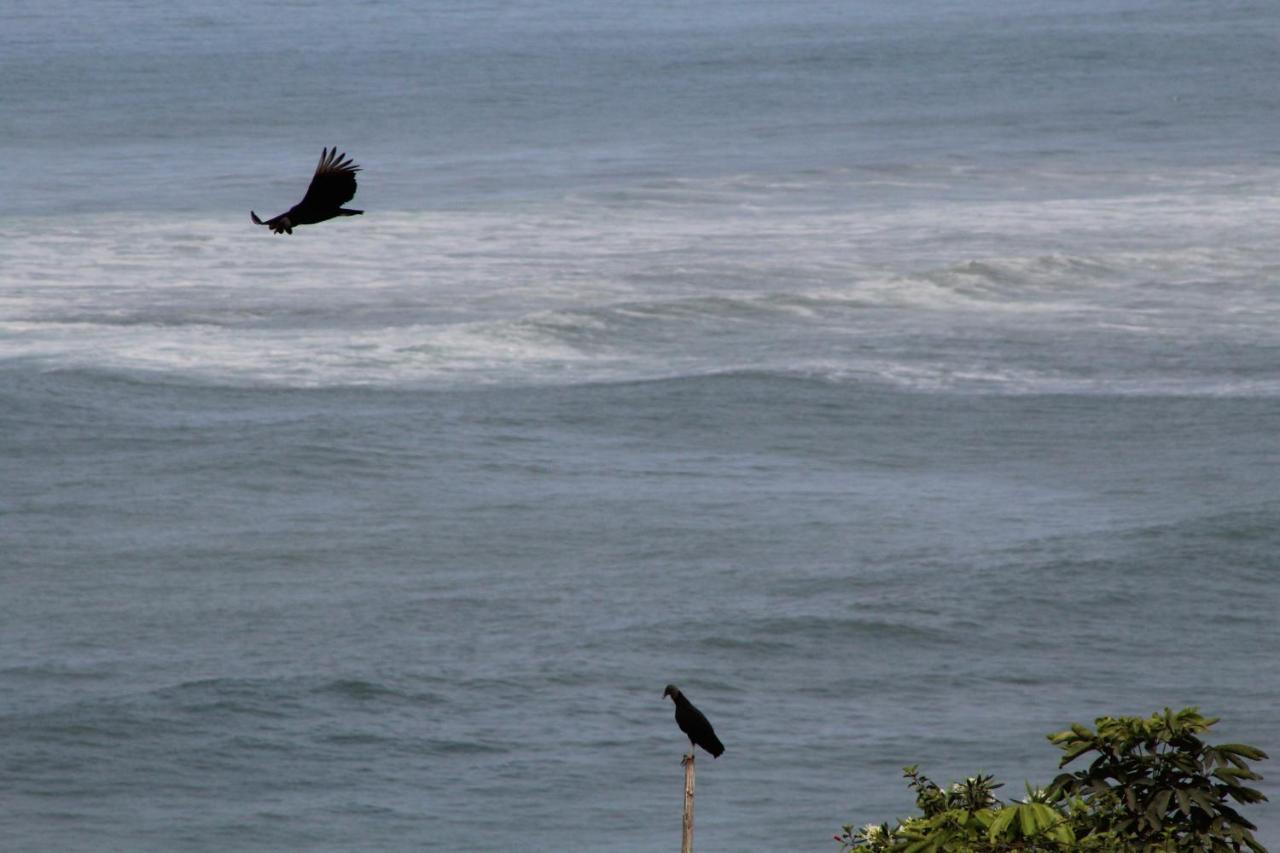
<box><xmin>3</xmin><ymin>1</ymin><xmax>1279</xmax><ymax>850</ymax></box>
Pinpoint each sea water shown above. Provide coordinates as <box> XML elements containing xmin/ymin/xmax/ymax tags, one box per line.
<box><xmin>2</xmin><ymin>1</ymin><xmax>1278</xmax><ymax>850</ymax></box>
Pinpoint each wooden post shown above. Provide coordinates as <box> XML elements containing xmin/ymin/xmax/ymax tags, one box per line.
<box><xmin>681</xmin><ymin>753</ymin><xmax>696</xmax><ymax>853</ymax></box>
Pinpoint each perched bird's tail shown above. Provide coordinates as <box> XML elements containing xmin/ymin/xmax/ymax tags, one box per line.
<box><xmin>706</xmin><ymin>734</ymin><xmax>725</xmax><ymax>758</ymax></box>
<box><xmin>338</xmin><ymin>208</ymin><xmax>363</xmax><ymax>216</ymax></box>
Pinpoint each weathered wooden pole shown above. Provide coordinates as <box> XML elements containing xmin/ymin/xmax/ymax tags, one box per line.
<box><xmin>681</xmin><ymin>753</ymin><xmax>696</xmax><ymax>853</ymax></box>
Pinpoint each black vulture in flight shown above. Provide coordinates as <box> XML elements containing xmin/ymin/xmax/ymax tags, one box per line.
<box><xmin>663</xmin><ymin>685</ymin><xmax>725</xmax><ymax>758</ymax></box>
<box><xmin>251</xmin><ymin>148</ymin><xmax>363</xmax><ymax>235</ymax></box>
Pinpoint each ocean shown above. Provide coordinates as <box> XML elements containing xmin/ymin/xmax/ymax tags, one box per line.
<box><xmin>2</xmin><ymin>1</ymin><xmax>1278</xmax><ymax>850</ymax></box>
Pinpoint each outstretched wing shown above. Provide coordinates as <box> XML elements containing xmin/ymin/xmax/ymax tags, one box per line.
<box><xmin>297</xmin><ymin>147</ymin><xmax>361</xmax><ymax>211</ymax></box>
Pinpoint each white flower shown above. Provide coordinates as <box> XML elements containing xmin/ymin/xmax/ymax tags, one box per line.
<box><xmin>861</xmin><ymin>823</ymin><xmax>884</xmax><ymax>839</ymax></box>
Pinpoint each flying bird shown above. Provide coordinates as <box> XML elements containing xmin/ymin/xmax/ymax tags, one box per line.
<box><xmin>663</xmin><ymin>685</ymin><xmax>725</xmax><ymax>759</ymax></box>
<box><xmin>251</xmin><ymin>147</ymin><xmax>363</xmax><ymax>235</ymax></box>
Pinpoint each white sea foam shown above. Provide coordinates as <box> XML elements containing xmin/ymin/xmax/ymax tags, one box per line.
<box><xmin>2</xmin><ymin>170</ymin><xmax>1278</xmax><ymax>393</ymax></box>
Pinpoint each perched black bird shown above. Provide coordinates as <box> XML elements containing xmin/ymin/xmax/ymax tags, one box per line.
<box><xmin>663</xmin><ymin>684</ymin><xmax>725</xmax><ymax>759</ymax></box>
<box><xmin>251</xmin><ymin>148</ymin><xmax>363</xmax><ymax>235</ymax></box>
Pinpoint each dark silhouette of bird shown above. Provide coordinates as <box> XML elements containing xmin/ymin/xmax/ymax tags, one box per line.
<box><xmin>251</xmin><ymin>148</ymin><xmax>363</xmax><ymax>235</ymax></box>
<box><xmin>663</xmin><ymin>685</ymin><xmax>725</xmax><ymax>759</ymax></box>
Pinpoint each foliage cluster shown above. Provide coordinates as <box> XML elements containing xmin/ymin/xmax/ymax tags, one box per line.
<box><xmin>837</xmin><ymin>708</ymin><xmax>1268</xmax><ymax>852</ymax></box>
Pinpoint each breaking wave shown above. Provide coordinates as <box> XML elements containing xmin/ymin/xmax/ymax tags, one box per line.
<box><xmin>3</xmin><ymin>170</ymin><xmax>1278</xmax><ymax>395</ymax></box>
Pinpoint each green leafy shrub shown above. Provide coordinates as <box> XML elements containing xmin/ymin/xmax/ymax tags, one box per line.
<box><xmin>837</xmin><ymin>708</ymin><xmax>1268</xmax><ymax>852</ymax></box>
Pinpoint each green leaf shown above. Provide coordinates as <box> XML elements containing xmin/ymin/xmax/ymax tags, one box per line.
<box><xmin>1228</xmin><ymin>786</ymin><xmax>1268</xmax><ymax>805</ymax></box>
<box><xmin>1188</xmin><ymin>788</ymin><xmax>1216</xmax><ymax>814</ymax></box>
<box><xmin>1145</xmin><ymin>789</ymin><xmax>1172</xmax><ymax>828</ymax></box>
<box><xmin>1218</xmin><ymin>743</ymin><xmax>1269</xmax><ymax>761</ymax></box>
<box><xmin>1045</xmin><ymin>820</ymin><xmax>1075</xmax><ymax>845</ymax></box>
<box><xmin>1057</xmin><ymin>742</ymin><xmax>1095</xmax><ymax>766</ymax></box>
<box><xmin>987</xmin><ymin>806</ymin><xmax>1018</xmax><ymax>840</ymax></box>
<box><xmin>901</xmin><ymin>836</ymin><xmax>935</xmax><ymax>853</ymax></box>
<box><xmin>1028</xmin><ymin>803</ymin><xmax>1063</xmax><ymax>834</ymax></box>
<box><xmin>1215</xmin><ymin>766</ymin><xmax>1263</xmax><ymax>783</ymax></box>
<box><xmin>1019</xmin><ymin>803</ymin><xmax>1039</xmax><ymax>837</ymax></box>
